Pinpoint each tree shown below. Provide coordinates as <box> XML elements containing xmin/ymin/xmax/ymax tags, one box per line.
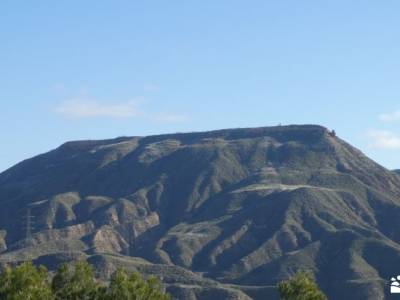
<box><xmin>52</xmin><ymin>261</ymin><xmax>101</xmax><ymax>300</ymax></box>
<box><xmin>142</xmin><ymin>276</ymin><xmax>170</xmax><ymax>300</ymax></box>
<box><xmin>0</xmin><ymin>260</ymin><xmax>169</xmax><ymax>300</ymax></box>
<box><xmin>0</xmin><ymin>261</ymin><xmax>53</xmax><ymax>300</ymax></box>
<box><xmin>101</xmin><ymin>268</ymin><xmax>170</xmax><ymax>300</ymax></box>
<box><xmin>278</xmin><ymin>271</ymin><xmax>327</xmax><ymax>300</ymax></box>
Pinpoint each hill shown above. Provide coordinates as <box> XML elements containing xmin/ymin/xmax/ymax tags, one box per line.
<box><xmin>1</xmin><ymin>125</ymin><xmax>399</xmax><ymax>299</ymax></box>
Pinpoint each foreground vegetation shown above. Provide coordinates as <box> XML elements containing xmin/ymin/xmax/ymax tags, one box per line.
<box><xmin>0</xmin><ymin>260</ymin><xmax>326</xmax><ymax>300</ymax></box>
<box><xmin>0</xmin><ymin>261</ymin><xmax>170</xmax><ymax>300</ymax></box>
<box><xmin>278</xmin><ymin>272</ymin><xmax>327</xmax><ymax>300</ymax></box>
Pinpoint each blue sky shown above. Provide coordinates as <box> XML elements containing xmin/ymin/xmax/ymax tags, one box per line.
<box><xmin>1</xmin><ymin>1</ymin><xmax>400</xmax><ymax>172</ymax></box>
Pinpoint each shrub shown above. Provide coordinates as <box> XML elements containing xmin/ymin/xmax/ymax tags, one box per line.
<box><xmin>278</xmin><ymin>271</ymin><xmax>327</xmax><ymax>300</ymax></box>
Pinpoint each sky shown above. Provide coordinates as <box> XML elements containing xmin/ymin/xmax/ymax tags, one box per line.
<box><xmin>1</xmin><ymin>1</ymin><xmax>400</xmax><ymax>172</ymax></box>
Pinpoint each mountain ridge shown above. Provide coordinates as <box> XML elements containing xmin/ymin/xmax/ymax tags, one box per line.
<box><xmin>1</xmin><ymin>124</ymin><xmax>399</xmax><ymax>299</ymax></box>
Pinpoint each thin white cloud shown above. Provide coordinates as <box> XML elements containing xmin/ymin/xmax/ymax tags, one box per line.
<box><xmin>368</xmin><ymin>130</ymin><xmax>400</xmax><ymax>149</ymax></box>
<box><xmin>151</xmin><ymin>113</ymin><xmax>189</xmax><ymax>123</ymax></box>
<box><xmin>55</xmin><ymin>97</ymin><xmax>189</xmax><ymax>123</ymax></box>
<box><xmin>379</xmin><ymin>110</ymin><xmax>400</xmax><ymax>122</ymax></box>
<box><xmin>56</xmin><ymin>99</ymin><xmax>141</xmax><ymax>118</ymax></box>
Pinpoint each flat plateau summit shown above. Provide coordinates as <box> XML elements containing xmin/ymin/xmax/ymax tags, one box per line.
<box><xmin>1</xmin><ymin>125</ymin><xmax>400</xmax><ymax>299</ymax></box>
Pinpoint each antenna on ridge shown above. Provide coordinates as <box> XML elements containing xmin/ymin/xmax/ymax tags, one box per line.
<box><xmin>22</xmin><ymin>206</ymin><xmax>35</xmax><ymax>246</ymax></box>
<box><xmin>21</xmin><ymin>200</ymin><xmax>45</xmax><ymax>247</ymax></box>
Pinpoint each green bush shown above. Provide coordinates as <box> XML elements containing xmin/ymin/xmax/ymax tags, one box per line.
<box><xmin>0</xmin><ymin>262</ymin><xmax>53</xmax><ymax>300</ymax></box>
<box><xmin>52</xmin><ymin>261</ymin><xmax>100</xmax><ymax>300</ymax></box>
<box><xmin>101</xmin><ymin>268</ymin><xmax>170</xmax><ymax>300</ymax></box>
<box><xmin>278</xmin><ymin>271</ymin><xmax>327</xmax><ymax>300</ymax></box>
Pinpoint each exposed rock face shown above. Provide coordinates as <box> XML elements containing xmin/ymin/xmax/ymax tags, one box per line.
<box><xmin>0</xmin><ymin>231</ymin><xmax>6</xmax><ymax>253</ymax></box>
<box><xmin>1</xmin><ymin>125</ymin><xmax>400</xmax><ymax>299</ymax></box>
<box><xmin>91</xmin><ymin>226</ymin><xmax>128</xmax><ymax>253</ymax></box>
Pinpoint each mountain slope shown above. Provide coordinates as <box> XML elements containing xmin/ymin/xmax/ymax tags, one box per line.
<box><xmin>1</xmin><ymin>125</ymin><xmax>399</xmax><ymax>299</ymax></box>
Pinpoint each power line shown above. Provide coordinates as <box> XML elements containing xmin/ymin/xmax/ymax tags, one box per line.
<box><xmin>22</xmin><ymin>207</ymin><xmax>35</xmax><ymax>246</ymax></box>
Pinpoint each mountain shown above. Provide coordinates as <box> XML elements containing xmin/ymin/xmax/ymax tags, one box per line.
<box><xmin>393</xmin><ymin>169</ymin><xmax>400</xmax><ymax>176</ymax></box>
<box><xmin>1</xmin><ymin>125</ymin><xmax>400</xmax><ymax>299</ymax></box>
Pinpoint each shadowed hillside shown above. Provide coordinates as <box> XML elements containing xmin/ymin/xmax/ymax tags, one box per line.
<box><xmin>1</xmin><ymin>125</ymin><xmax>399</xmax><ymax>299</ymax></box>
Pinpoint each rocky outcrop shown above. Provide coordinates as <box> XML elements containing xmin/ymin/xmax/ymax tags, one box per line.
<box><xmin>0</xmin><ymin>231</ymin><xmax>6</xmax><ymax>253</ymax></box>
